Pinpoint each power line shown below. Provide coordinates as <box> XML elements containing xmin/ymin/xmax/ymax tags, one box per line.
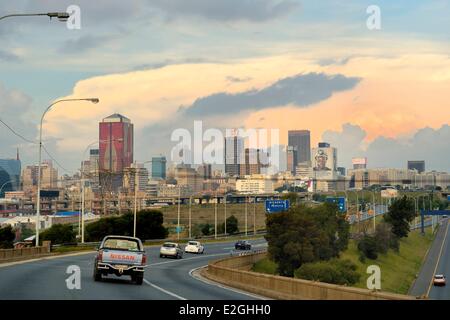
<box><xmin>41</xmin><ymin>144</ymin><xmax>73</xmax><ymax>174</ymax></box>
<box><xmin>0</xmin><ymin>118</ymin><xmax>37</xmax><ymax>144</ymax></box>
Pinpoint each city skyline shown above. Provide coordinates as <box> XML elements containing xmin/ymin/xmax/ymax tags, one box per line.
<box><xmin>1</xmin><ymin>1</ymin><xmax>450</xmax><ymax>174</ymax></box>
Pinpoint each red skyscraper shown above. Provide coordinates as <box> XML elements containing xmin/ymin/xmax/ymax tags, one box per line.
<box><xmin>99</xmin><ymin>114</ymin><xmax>133</xmax><ymax>189</ymax></box>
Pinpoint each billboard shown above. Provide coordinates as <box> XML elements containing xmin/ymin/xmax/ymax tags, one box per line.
<box><xmin>352</xmin><ymin>157</ymin><xmax>367</xmax><ymax>165</ymax></box>
<box><xmin>313</xmin><ymin>147</ymin><xmax>336</xmax><ymax>172</ymax></box>
<box><xmin>294</xmin><ymin>179</ymin><xmax>314</xmax><ymax>192</ymax></box>
<box><xmin>381</xmin><ymin>188</ymin><xmax>398</xmax><ymax>198</ymax></box>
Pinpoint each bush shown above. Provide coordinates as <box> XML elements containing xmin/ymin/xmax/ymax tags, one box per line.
<box><xmin>294</xmin><ymin>259</ymin><xmax>360</xmax><ymax>285</ymax></box>
<box><xmin>200</xmin><ymin>223</ymin><xmax>212</xmax><ymax>236</ymax></box>
<box><xmin>357</xmin><ymin>235</ymin><xmax>378</xmax><ymax>260</ymax></box>
<box><xmin>0</xmin><ymin>225</ymin><xmax>15</xmax><ymax>248</ymax></box>
<box><xmin>384</xmin><ymin>195</ymin><xmax>416</xmax><ymax>238</ymax></box>
<box><xmin>40</xmin><ymin>224</ymin><xmax>76</xmax><ymax>245</ymax></box>
<box><xmin>86</xmin><ymin>210</ymin><xmax>168</xmax><ymax>242</ymax></box>
<box><xmin>265</xmin><ymin>203</ymin><xmax>350</xmax><ymax>277</ymax></box>
<box><xmin>375</xmin><ymin>222</ymin><xmax>399</xmax><ymax>254</ymax></box>
<box><xmin>225</xmin><ymin>215</ymin><xmax>239</xmax><ymax>234</ymax></box>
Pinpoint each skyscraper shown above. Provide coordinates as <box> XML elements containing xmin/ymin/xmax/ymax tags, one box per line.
<box><xmin>224</xmin><ymin>134</ymin><xmax>244</xmax><ymax>177</ymax></box>
<box><xmin>408</xmin><ymin>160</ymin><xmax>425</xmax><ymax>173</ymax></box>
<box><xmin>288</xmin><ymin>130</ymin><xmax>311</xmax><ymax>165</ymax></box>
<box><xmin>0</xmin><ymin>155</ymin><xmax>21</xmax><ymax>197</ymax></box>
<box><xmin>99</xmin><ymin>114</ymin><xmax>134</xmax><ymax>190</ymax></box>
<box><xmin>151</xmin><ymin>156</ymin><xmax>167</xmax><ymax>180</ymax></box>
<box><xmin>286</xmin><ymin>146</ymin><xmax>298</xmax><ymax>175</ymax></box>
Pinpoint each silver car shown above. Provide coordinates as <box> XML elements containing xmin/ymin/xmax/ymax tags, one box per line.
<box><xmin>160</xmin><ymin>242</ymin><xmax>183</xmax><ymax>259</ymax></box>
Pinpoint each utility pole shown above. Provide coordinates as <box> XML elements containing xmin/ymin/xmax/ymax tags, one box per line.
<box><xmin>189</xmin><ymin>196</ymin><xmax>192</xmax><ymax>239</ymax></box>
<box><xmin>177</xmin><ymin>185</ymin><xmax>181</xmax><ymax>240</ymax></box>
<box><xmin>224</xmin><ymin>195</ymin><xmax>227</xmax><ymax>235</ymax></box>
<box><xmin>253</xmin><ymin>197</ymin><xmax>256</xmax><ymax>235</ymax></box>
<box><xmin>214</xmin><ymin>192</ymin><xmax>217</xmax><ymax>239</ymax></box>
<box><xmin>245</xmin><ymin>196</ymin><xmax>248</xmax><ymax>236</ymax></box>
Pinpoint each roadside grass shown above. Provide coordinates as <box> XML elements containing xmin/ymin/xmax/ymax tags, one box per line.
<box><xmin>340</xmin><ymin>228</ymin><xmax>435</xmax><ymax>294</ymax></box>
<box><xmin>251</xmin><ymin>228</ymin><xmax>435</xmax><ymax>295</ymax></box>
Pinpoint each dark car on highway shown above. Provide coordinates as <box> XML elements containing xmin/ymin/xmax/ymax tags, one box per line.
<box><xmin>235</xmin><ymin>240</ymin><xmax>251</xmax><ymax>250</ymax></box>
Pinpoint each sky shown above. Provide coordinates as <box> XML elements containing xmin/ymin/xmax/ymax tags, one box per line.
<box><xmin>0</xmin><ymin>0</ymin><xmax>450</xmax><ymax>174</ymax></box>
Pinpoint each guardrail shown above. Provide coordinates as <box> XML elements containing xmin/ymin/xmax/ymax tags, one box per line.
<box><xmin>204</xmin><ymin>251</ymin><xmax>417</xmax><ymax>300</ymax></box>
<box><xmin>0</xmin><ymin>241</ymin><xmax>51</xmax><ymax>263</ymax></box>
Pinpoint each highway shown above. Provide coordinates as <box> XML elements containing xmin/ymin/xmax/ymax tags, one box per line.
<box><xmin>0</xmin><ymin>239</ymin><xmax>268</xmax><ymax>300</ymax></box>
<box><xmin>410</xmin><ymin>218</ymin><xmax>450</xmax><ymax>299</ymax></box>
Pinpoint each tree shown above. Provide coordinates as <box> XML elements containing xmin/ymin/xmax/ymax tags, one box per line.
<box><xmin>85</xmin><ymin>210</ymin><xmax>168</xmax><ymax>241</ymax></box>
<box><xmin>200</xmin><ymin>223</ymin><xmax>212</xmax><ymax>236</ymax></box>
<box><xmin>40</xmin><ymin>224</ymin><xmax>76</xmax><ymax>245</ymax></box>
<box><xmin>0</xmin><ymin>225</ymin><xmax>15</xmax><ymax>249</ymax></box>
<box><xmin>19</xmin><ymin>227</ymin><xmax>35</xmax><ymax>242</ymax></box>
<box><xmin>295</xmin><ymin>259</ymin><xmax>360</xmax><ymax>285</ymax></box>
<box><xmin>225</xmin><ymin>215</ymin><xmax>239</xmax><ymax>234</ymax></box>
<box><xmin>357</xmin><ymin>235</ymin><xmax>378</xmax><ymax>260</ymax></box>
<box><xmin>265</xmin><ymin>203</ymin><xmax>350</xmax><ymax>277</ymax></box>
<box><xmin>383</xmin><ymin>195</ymin><xmax>416</xmax><ymax>238</ymax></box>
<box><xmin>281</xmin><ymin>192</ymin><xmax>299</xmax><ymax>207</ymax></box>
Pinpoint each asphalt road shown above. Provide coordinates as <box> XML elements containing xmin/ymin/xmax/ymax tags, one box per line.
<box><xmin>0</xmin><ymin>239</ymin><xmax>268</xmax><ymax>300</ymax></box>
<box><xmin>409</xmin><ymin>218</ymin><xmax>450</xmax><ymax>299</ymax></box>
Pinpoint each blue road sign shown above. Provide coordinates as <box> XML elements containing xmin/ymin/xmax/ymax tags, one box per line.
<box><xmin>420</xmin><ymin>210</ymin><xmax>449</xmax><ymax>233</ymax></box>
<box><xmin>265</xmin><ymin>199</ymin><xmax>290</xmax><ymax>213</ymax></box>
<box><xmin>175</xmin><ymin>226</ymin><xmax>183</xmax><ymax>233</ymax></box>
<box><xmin>447</xmin><ymin>195</ymin><xmax>450</xmax><ymax>201</ymax></box>
<box><xmin>326</xmin><ymin>197</ymin><xmax>347</xmax><ymax>213</ymax></box>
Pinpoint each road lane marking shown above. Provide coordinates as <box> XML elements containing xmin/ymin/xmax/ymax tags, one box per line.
<box><xmin>189</xmin><ymin>266</ymin><xmax>270</xmax><ymax>300</ymax></box>
<box><xmin>143</xmin><ymin>279</ymin><xmax>187</xmax><ymax>300</ymax></box>
<box><xmin>426</xmin><ymin>220</ymin><xmax>450</xmax><ymax>297</ymax></box>
<box><xmin>148</xmin><ymin>253</ymin><xmax>228</xmax><ymax>267</ymax></box>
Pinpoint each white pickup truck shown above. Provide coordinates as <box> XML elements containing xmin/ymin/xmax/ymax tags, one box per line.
<box><xmin>93</xmin><ymin>235</ymin><xmax>147</xmax><ymax>285</ymax></box>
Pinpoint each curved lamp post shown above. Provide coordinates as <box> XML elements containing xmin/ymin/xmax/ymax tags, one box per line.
<box><xmin>36</xmin><ymin>98</ymin><xmax>99</xmax><ymax>247</ymax></box>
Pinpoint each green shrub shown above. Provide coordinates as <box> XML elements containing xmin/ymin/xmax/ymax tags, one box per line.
<box><xmin>0</xmin><ymin>225</ymin><xmax>15</xmax><ymax>248</ymax></box>
<box><xmin>357</xmin><ymin>235</ymin><xmax>378</xmax><ymax>260</ymax></box>
<box><xmin>294</xmin><ymin>259</ymin><xmax>360</xmax><ymax>285</ymax></box>
<box><xmin>40</xmin><ymin>224</ymin><xmax>76</xmax><ymax>245</ymax></box>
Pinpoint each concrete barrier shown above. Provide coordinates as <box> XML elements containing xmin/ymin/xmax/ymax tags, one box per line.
<box><xmin>204</xmin><ymin>252</ymin><xmax>417</xmax><ymax>300</ymax></box>
<box><xmin>0</xmin><ymin>241</ymin><xmax>51</xmax><ymax>263</ymax></box>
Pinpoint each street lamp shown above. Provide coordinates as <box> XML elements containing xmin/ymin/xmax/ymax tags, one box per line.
<box><xmin>35</xmin><ymin>98</ymin><xmax>99</xmax><ymax>247</ymax></box>
<box><xmin>0</xmin><ymin>12</ymin><xmax>70</xmax><ymax>22</ymax></box>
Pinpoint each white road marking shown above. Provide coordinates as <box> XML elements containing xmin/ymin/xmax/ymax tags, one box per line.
<box><xmin>189</xmin><ymin>266</ymin><xmax>270</xmax><ymax>300</ymax></box>
<box><xmin>143</xmin><ymin>279</ymin><xmax>187</xmax><ymax>300</ymax></box>
<box><xmin>148</xmin><ymin>253</ymin><xmax>228</xmax><ymax>266</ymax></box>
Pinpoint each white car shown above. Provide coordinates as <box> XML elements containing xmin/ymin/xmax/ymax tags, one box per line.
<box><xmin>184</xmin><ymin>241</ymin><xmax>204</xmax><ymax>254</ymax></box>
<box><xmin>160</xmin><ymin>242</ymin><xmax>183</xmax><ymax>259</ymax></box>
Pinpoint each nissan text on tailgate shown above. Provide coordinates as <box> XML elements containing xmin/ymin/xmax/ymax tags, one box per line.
<box><xmin>94</xmin><ymin>235</ymin><xmax>147</xmax><ymax>285</ymax></box>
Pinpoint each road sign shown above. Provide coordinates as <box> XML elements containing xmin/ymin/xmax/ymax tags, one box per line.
<box><xmin>175</xmin><ymin>226</ymin><xmax>183</xmax><ymax>233</ymax></box>
<box><xmin>447</xmin><ymin>195</ymin><xmax>450</xmax><ymax>201</ymax></box>
<box><xmin>265</xmin><ymin>199</ymin><xmax>290</xmax><ymax>213</ymax></box>
<box><xmin>326</xmin><ymin>197</ymin><xmax>347</xmax><ymax>212</ymax></box>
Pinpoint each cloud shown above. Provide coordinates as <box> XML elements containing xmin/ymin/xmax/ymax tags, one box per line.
<box><xmin>0</xmin><ymin>82</ymin><xmax>37</xmax><ymax>160</ymax></box>
<box><xmin>149</xmin><ymin>0</ymin><xmax>299</xmax><ymax>22</ymax></box>
<box><xmin>226</xmin><ymin>76</ymin><xmax>253</xmax><ymax>83</ymax></box>
<box><xmin>185</xmin><ymin>72</ymin><xmax>361</xmax><ymax>116</ymax></box>
<box><xmin>59</xmin><ymin>34</ymin><xmax>113</xmax><ymax>55</ymax></box>
<box><xmin>321</xmin><ymin>123</ymin><xmax>450</xmax><ymax>172</ymax></box>
<box><xmin>0</xmin><ymin>49</ymin><xmax>20</xmax><ymax>62</ymax></box>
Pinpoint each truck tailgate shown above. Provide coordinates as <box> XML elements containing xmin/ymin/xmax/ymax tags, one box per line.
<box><xmin>102</xmin><ymin>250</ymin><xmax>143</xmax><ymax>265</ymax></box>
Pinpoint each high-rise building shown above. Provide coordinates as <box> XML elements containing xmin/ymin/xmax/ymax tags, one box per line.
<box><xmin>151</xmin><ymin>156</ymin><xmax>167</xmax><ymax>180</ymax></box>
<box><xmin>41</xmin><ymin>160</ymin><xmax>58</xmax><ymax>189</ymax></box>
<box><xmin>288</xmin><ymin>130</ymin><xmax>311</xmax><ymax>165</ymax></box>
<box><xmin>352</xmin><ymin>157</ymin><xmax>368</xmax><ymax>169</ymax></box>
<box><xmin>337</xmin><ymin>167</ymin><xmax>346</xmax><ymax>176</ymax></box>
<box><xmin>123</xmin><ymin>163</ymin><xmax>149</xmax><ymax>193</ymax></box>
<box><xmin>175</xmin><ymin>164</ymin><xmax>202</xmax><ymax>195</ymax></box>
<box><xmin>240</xmin><ymin>148</ymin><xmax>265</xmax><ymax>176</ymax></box>
<box><xmin>197</xmin><ymin>163</ymin><xmax>212</xmax><ymax>180</ymax></box>
<box><xmin>22</xmin><ymin>165</ymin><xmax>38</xmax><ymax>191</ymax></box>
<box><xmin>408</xmin><ymin>160</ymin><xmax>425</xmax><ymax>173</ymax></box>
<box><xmin>286</xmin><ymin>146</ymin><xmax>298</xmax><ymax>175</ymax></box>
<box><xmin>0</xmin><ymin>155</ymin><xmax>21</xmax><ymax>197</ymax></box>
<box><xmin>99</xmin><ymin>114</ymin><xmax>134</xmax><ymax>190</ymax></box>
<box><xmin>312</xmin><ymin>143</ymin><xmax>337</xmax><ymax>172</ymax></box>
<box><xmin>224</xmin><ymin>134</ymin><xmax>244</xmax><ymax>177</ymax></box>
